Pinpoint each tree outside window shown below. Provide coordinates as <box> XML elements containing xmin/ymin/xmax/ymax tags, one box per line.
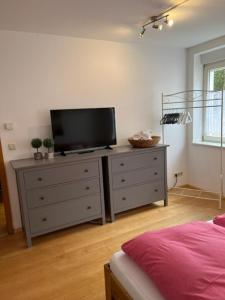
<box><xmin>203</xmin><ymin>62</ymin><xmax>225</xmax><ymax>142</ymax></box>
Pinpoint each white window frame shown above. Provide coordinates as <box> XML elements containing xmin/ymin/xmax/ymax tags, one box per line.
<box><xmin>203</xmin><ymin>60</ymin><xmax>225</xmax><ymax>143</ymax></box>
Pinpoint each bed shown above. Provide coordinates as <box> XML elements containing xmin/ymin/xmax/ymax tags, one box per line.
<box><xmin>105</xmin><ymin>250</ymin><xmax>164</xmax><ymax>300</ymax></box>
<box><xmin>104</xmin><ymin>220</ymin><xmax>225</xmax><ymax>300</ymax></box>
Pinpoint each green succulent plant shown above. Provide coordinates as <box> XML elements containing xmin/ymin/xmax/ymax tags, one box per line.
<box><xmin>31</xmin><ymin>138</ymin><xmax>42</xmax><ymax>152</ymax></box>
<box><xmin>43</xmin><ymin>138</ymin><xmax>54</xmax><ymax>153</ymax></box>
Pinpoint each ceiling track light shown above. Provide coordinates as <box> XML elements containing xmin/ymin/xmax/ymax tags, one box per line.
<box><xmin>139</xmin><ymin>0</ymin><xmax>189</xmax><ymax>37</ymax></box>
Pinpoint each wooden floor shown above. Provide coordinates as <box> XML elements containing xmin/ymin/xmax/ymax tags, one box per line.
<box><xmin>0</xmin><ymin>195</ymin><xmax>224</xmax><ymax>300</ymax></box>
<box><xmin>0</xmin><ymin>201</ymin><xmax>7</xmax><ymax>237</ymax></box>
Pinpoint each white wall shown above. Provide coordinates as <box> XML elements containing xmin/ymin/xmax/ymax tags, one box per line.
<box><xmin>0</xmin><ymin>30</ymin><xmax>186</xmax><ymax>229</ymax></box>
<box><xmin>187</xmin><ymin>35</ymin><xmax>225</xmax><ymax>192</ymax></box>
<box><xmin>201</xmin><ymin>48</ymin><xmax>225</xmax><ymax>65</ymax></box>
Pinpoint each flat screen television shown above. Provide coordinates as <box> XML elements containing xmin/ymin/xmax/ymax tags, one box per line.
<box><xmin>50</xmin><ymin>108</ymin><xmax>117</xmax><ymax>153</ymax></box>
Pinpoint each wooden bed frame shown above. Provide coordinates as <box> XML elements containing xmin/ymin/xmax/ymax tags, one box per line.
<box><xmin>104</xmin><ymin>263</ymin><xmax>133</xmax><ymax>300</ymax></box>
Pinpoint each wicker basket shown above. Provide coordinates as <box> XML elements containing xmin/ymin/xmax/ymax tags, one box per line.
<box><xmin>128</xmin><ymin>136</ymin><xmax>161</xmax><ymax>148</ymax></box>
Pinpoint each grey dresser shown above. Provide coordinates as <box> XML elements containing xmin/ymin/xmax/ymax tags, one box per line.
<box><xmin>11</xmin><ymin>155</ymin><xmax>106</xmax><ymax>247</ymax></box>
<box><xmin>11</xmin><ymin>145</ymin><xmax>168</xmax><ymax>247</ymax></box>
<box><xmin>103</xmin><ymin>146</ymin><xmax>168</xmax><ymax>221</ymax></box>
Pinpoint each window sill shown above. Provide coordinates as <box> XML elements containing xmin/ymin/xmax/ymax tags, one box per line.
<box><xmin>192</xmin><ymin>141</ymin><xmax>224</xmax><ymax>148</ymax></box>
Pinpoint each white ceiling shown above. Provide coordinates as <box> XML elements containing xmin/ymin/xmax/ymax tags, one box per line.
<box><xmin>0</xmin><ymin>0</ymin><xmax>225</xmax><ymax>48</ymax></box>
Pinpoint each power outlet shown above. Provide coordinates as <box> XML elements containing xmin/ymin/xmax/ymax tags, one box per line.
<box><xmin>8</xmin><ymin>144</ymin><xmax>16</xmax><ymax>150</ymax></box>
<box><xmin>174</xmin><ymin>172</ymin><xmax>183</xmax><ymax>177</ymax></box>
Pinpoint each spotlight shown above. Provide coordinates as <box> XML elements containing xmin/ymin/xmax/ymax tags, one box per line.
<box><xmin>168</xmin><ymin>19</ymin><xmax>174</xmax><ymax>26</ymax></box>
<box><xmin>152</xmin><ymin>23</ymin><xmax>163</xmax><ymax>31</ymax></box>
<box><xmin>159</xmin><ymin>24</ymin><xmax>163</xmax><ymax>31</ymax></box>
<box><xmin>139</xmin><ymin>27</ymin><xmax>146</xmax><ymax>38</ymax></box>
<box><xmin>165</xmin><ymin>17</ymin><xmax>174</xmax><ymax>27</ymax></box>
<box><xmin>152</xmin><ymin>23</ymin><xmax>159</xmax><ymax>30</ymax></box>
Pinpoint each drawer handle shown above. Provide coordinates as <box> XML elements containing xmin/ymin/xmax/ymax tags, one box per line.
<box><xmin>121</xmin><ymin>179</ymin><xmax>126</xmax><ymax>183</ymax></box>
<box><xmin>154</xmin><ymin>172</ymin><xmax>158</xmax><ymax>175</ymax></box>
<box><xmin>122</xmin><ymin>197</ymin><xmax>126</xmax><ymax>201</ymax></box>
<box><xmin>86</xmin><ymin>206</ymin><xmax>92</xmax><ymax>210</ymax></box>
<box><xmin>42</xmin><ymin>217</ymin><xmax>47</xmax><ymax>222</ymax></box>
<box><xmin>37</xmin><ymin>177</ymin><xmax>43</xmax><ymax>182</ymax></box>
<box><xmin>154</xmin><ymin>189</ymin><xmax>158</xmax><ymax>192</ymax></box>
<box><xmin>120</xmin><ymin>163</ymin><xmax>125</xmax><ymax>166</ymax></box>
<box><xmin>85</xmin><ymin>186</ymin><xmax>90</xmax><ymax>190</ymax></box>
<box><xmin>40</xmin><ymin>196</ymin><xmax>45</xmax><ymax>200</ymax></box>
<box><xmin>154</xmin><ymin>157</ymin><xmax>158</xmax><ymax>160</ymax></box>
<box><xmin>84</xmin><ymin>169</ymin><xmax>89</xmax><ymax>173</ymax></box>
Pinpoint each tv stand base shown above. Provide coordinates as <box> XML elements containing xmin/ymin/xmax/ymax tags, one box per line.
<box><xmin>105</xmin><ymin>146</ymin><xmax>113</xmax><ymax>150</ymax></box>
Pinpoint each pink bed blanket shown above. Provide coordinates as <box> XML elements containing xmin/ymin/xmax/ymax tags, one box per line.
<box><xmin>213</xmin><ymin>213</ymin><xmax>225</xmax><ymax>228</ymax></box>
<box><xmin>122</xmin><ymin>222</ymin><xmax>225</xmax><ymax>300</ymax></box>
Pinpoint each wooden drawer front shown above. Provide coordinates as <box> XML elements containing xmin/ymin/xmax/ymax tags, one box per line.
<box><xmin>111</xmin><ymin>151</ymin><xmax>164</xmax><ymax>173</ymax></box>
<box><xmin>112</xmin><ymin>166</ymin><xmax>164</xmax><ymax>189</ymax></box>
<box><xmin>114</xmin><ymin>181</ymin><xmax>165</xmax><ymax>213</ymax></box>
<box><xmin>29</xmin><ymin>195</ymin><xmax>101</xmax><ymax>234</ymax></box>
<box><xmin>27</xmin><ymin>178</ymin><xmax>100</xmax><ymax>209</ymax></box>
<box><xmin>24</xmin><ymin>160</ymin><xmax>99</xmax><ymax>189</ymax></box>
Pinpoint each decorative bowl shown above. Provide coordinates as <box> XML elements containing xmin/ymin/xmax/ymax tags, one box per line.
<box><xmin>128</xmin><ymin>136</ymin><xmax>161</xmax><ymax>148</ymax></box>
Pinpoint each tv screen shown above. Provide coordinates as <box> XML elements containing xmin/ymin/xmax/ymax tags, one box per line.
<box><xmin>50</xmin><ymin>108</ymin><xmax>117</xmax><ymax>153</ymax></box>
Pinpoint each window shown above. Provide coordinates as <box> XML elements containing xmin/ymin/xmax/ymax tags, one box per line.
<box><xmin>203</xmin><ymin>60</ymin><xmax>225</xmax><ymax>143</ymax></box>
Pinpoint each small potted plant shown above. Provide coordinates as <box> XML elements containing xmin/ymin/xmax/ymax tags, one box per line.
<box><xmin>43</xmin><ymin>138</ymin><xmax>54</xmax><ymax>159</ymax></box>
<box><xmin>31</xmin><ymin>138</ymin><xmax>43</xmax><ymax>160</ymax></box>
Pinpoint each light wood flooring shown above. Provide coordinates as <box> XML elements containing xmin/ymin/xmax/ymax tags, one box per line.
<box><xmin>0</xmin><ymin>195</ymin><xmax>225</xmax><ymax>300</ymax></box>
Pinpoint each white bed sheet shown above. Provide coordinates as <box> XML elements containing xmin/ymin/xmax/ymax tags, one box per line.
<box><xmin>110</xmin><ymin>250</ymin><xmax>165</xmax><ymax>300</ymax></box>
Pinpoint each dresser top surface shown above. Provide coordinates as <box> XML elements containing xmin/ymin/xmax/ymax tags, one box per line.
<box><xmin>11</xmin><ymin>144</ymin><xmax>168</xmax><ymax>170</ymax></box>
